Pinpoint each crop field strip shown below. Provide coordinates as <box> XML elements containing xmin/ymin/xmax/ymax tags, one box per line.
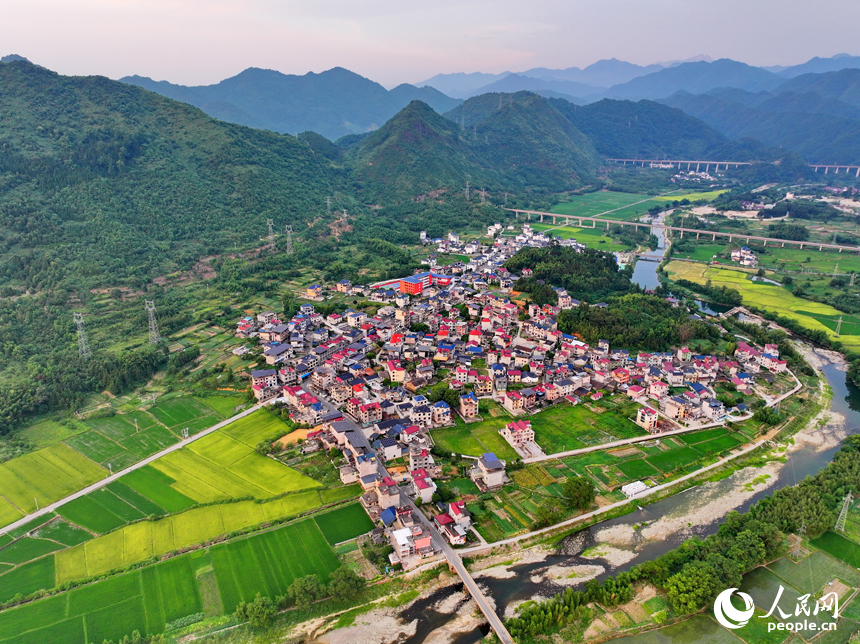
<box><xmin>314</xmin><ymin>503</ymin><xmax>375</xmax><ymax>545</ymax></box>
<box><xmin>0</xmin><ymin>555</ymin><xmax>202</xmax><ymax>644</ymax></box>
<box><xmin>211</xmin><ymin>519</ymin><xmax>341</xmax><ymax>612</ymax></box>
<box><xmin>54</xmin><ymin>488</ymin><xmax>354</xmax><ymax>583</ymax></box>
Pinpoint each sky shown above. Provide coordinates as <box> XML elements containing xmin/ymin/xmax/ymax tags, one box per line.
<box><xmin>3</xmin><ymin>0</ymin><xmax>860</xmax><ymax>87</ymax></box>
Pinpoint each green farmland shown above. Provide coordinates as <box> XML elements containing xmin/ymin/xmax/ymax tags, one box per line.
<box><xmin>549</xmin><ymin>191</ymin><xmax>660</xmax><ymax>221</ymax></box>
<box><xmin>0</xmin><ymin>555</ymin><xmax>202</xmax><ymax>644</ymax></box>
<box><xmin>314</xmin><ymin>503</ymin><xmax>375</xmax><ymax>545</ymax></box>
<box><xmin>211</xmin><ymin>519</ymin><xmax>341</xmax><ymax>612</ymax></box>
<box><xmin>665</xmin><ymin>261</ymin><xmax>860</xmax><ymax>350</ymax></box>
<box><xmin>55</xmin><ymin>489</ymin><xmax>355</xmax><ymax>583</ymax></box>
<box><xmin>529</xmin><ymin>223</ymin><xmax>632</xmax><ymax>252</ymax></box>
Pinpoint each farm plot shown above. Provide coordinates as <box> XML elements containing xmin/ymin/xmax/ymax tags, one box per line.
<box><xmin>219</xmin><ymin>410</ymin><xmax>289</xmax><ymax>447</ymax></box>
<box><xmin>606</xmin><ymin>613</ymin><xmax>742</xmax><ymax>644</ymax></box>
<box><xmin>812</xmin><ymin>532</ymin><xmax>860</xmax><ymax>568</ymax></box>
<box><xmin>646</xmin><ymin>446</ymin><xmax>700</xmax><ymax>472</ymax></box>
<box><xmin>0</xmin><ymin>555</ymin><xmax>201</xmax><ymax>644</ymax></box>
<box><xmin>528</xmin><ymin>223</ymin><xmax>631</xmax><ymax>251</ymax></box>
<box><xmin>119</xmin><ymin>466</ymin><xmax>196</xmax><ymax>513</ymax></box>
<box><xmin>549</xmin><ymin>191</ymin><xmax>658</xmax><ymax>221</ymax></box>
<box><xmin>740</xmin><ymin>567</ymin><xmax>835</xmax><ymax>629</ymax></box>
<box><xmin>0</xmin><ymin>557</ymin><xmax>55</xmax><ymax>603</ymax></box>
<box><xmin>196</xmin><ymin>396</ymin><xmax>245</xmax><ymax>418</ymax></box>
<box><xmin>64</xmin><ymin>431</ymin><xmax>123</xmax><ymax>463</ymax></box>
<box><xmin>32</xmin><ymin>520</ymin><xmax>92</xmax><ymax>547</ymax></box>
<box><xmin>314</xmin><ymin>503</ymin><xmax>374</xmax><ymax>545</ymax></box>
<box><xmin>85</xmin><ymin>414</ymin><xmax>154</xmax><ymax>442</ymax></box>
<box><xmin>0</xmin><ymin>538</ymin><xmax>63</xmax><ymax>565</ymax></box>
<box><xmin>530</xmin><ymin>403</ymin><xmax>646</xmax><ymax>454</ymax></box>
<box><xmin>616</xmin><ymin>458</ymin><xmax>659</xmax><ymax>480</ymax></box>
<box><xmin>211</xmin><ymin>519</ymin><xmax>340</xmax><ymax>612</ymax></box>
<box><xmin>55</xmin><ymin>490</ymin><xmax>332</xmax><ymax>583</ymax></box>
<box><xmin>148</xmin><ymin>396</ymin><xmax>218</xmax><ymax>430</ymax></box>
<box><xmin>112</xmin><ymin>425</ymin><xmax>179</xmax><ymax>468</ymax></box>
<box><xmin>0</xmin><ymin>444</ymin><xmax>105</xmax><ymax>524</ymax></box>
<box><xmin>768</xmin><ymin>550</ymin><xmax>860</xmax><ymax>594</ymax></box>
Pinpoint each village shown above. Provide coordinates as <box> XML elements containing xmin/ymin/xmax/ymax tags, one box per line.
<box><xmin>237</xmin><ymin>228</ymin><xmax>798</xmax><ymax>570</ymax></box>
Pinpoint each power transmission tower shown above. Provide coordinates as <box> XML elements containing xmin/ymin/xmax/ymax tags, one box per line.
<box><xmin>326</xmin><ymin>196</ymin><xmax>331</xmax><ymax>215</ymax></box>
<box><xmin>833</xmin><ymin>263</ymin><xmax>839</xmax><ymax>278</ymax></box>
<box><xmin>267</xmin><ymin>219</ymin><xmax>275</xmax><ymax>248</ymax></box>
<box><xmin>792</xmin><ymin>522</ymin><xmax>806</xmax><ymax>558</ymax></box>
<box><xmin>465</xmin><ymin>181</ymin><xmax>470</xmax><ymax>200</ymax></box>
<box><xmin>851</xmin><ymin>272</ymin><xmax>856</xmax><ymax>286</ymax></box>
<box><xmin>836</xmin><ymin>316</ymin><xmax>843</xmax><ymax>336</ymax></box>
<box><xmin>481</xmin><ymin>188</ymin><xmax>486</xmax><ymax>205</ymax></box>
<box><xmin>145</xmin><ymin>301</ymin><xmax>161</xmax><ymax>344</ymax></box>
<box><xmin>836</xmin><ymin>493</ymin><xmax>852</xmax><ymax>533</ymax></box>
<box><xmin>74</xmin><ymin>312</ymin><xmax>91</xmax><ymax>360</ymax></box>
<box><xmin>285</xmin><ymin>225</ymin><xmax>294</xmax><ymax>256</ymax></box>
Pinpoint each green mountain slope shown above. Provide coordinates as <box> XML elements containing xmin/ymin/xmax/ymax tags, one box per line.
<box><xmin>121</xmin><ymin>67</ymin><xmax>461</xmax><ymax>140</ymax></box>
<box><xmin>350</xmin><ymin>94</ymin><xmax>600</xmax><ymax>200</ymax></box>
<box><xmin>0</xmin><ymin>60</ymin><xmax>335</xmax><ymax>291</ymax></box>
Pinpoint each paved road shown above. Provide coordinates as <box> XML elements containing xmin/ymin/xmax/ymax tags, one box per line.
<box><xmin>377</xmin><ymin>461</ymin><xmax>514</xmax><ymax>644</ymax></box>
<box><xmin>0</xmin><ymin>402</ymin><xmax>267</xmax><ymax>537</ymax></box>
<box><xmin>462</xmin><ymin>435</ymin><xmax>770</xmax><ymax>554</ymax></box>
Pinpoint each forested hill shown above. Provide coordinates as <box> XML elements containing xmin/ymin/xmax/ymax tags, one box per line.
<box><xmin>121</xmin><ymin>67</ymin><xmax>462</xmax><ymax>140</ymax></box>
<box><xmin>549</xmin><ymin>98</ymin><xmax>770</xmax><ymax>160</ymax></box>
<box><xmin>348</xmin><ymin>95</ymin><xmax>600</xmax><ymax>200</ymax></box>
<box><xmin>0</xmin><ymin>60</ymin><xmax>336</xmax><ymax>292</ymax></box>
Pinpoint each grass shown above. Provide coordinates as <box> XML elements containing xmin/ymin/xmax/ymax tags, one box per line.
<box><xmin>0</xmin><ymin>555</ymin><xmax>202</xmax><ymax>644</ymax></box>
<box><xmin>664</xmin><ymin>261</ymin><xmax>860</xmax><ymax>350</ymax></box>
<box><xmin>16</xmin><ymin>420</ymin><xmax>83</xmax><ymax>448</ymax></box>
<box><xmin>54</xmin><ymin>489</ymin><xmax>336</xmax><ymax>583</ymax></box>
<box><xmin>314</xmin><ymin>503</ymin><xmax>374</xmax><ymax>545</ymax></box>
<box><xmin>812</xmin><ymin>532</ymin><xmax>860</xmax><ymax>568</ymax></box>
<box><xmin>211</xmin><ymin>519</ymin><xmax>340</xmax><ymax>612</ymax></box>
<box><xmin>590</xmin><ymin>612</ymin><xmax>739</xmax><ymax>644</ymax></box>
<box><xmin>530</xmin><ymin>402</ymin><xmax>646</xmax><ymax>454</ymax></box>
<box><xmin>147</xmin><ymin>396</ymin><xmax>218</xmax><ymax>428</ymax></box>
<box><xmin>653</xmin><ymin>189</ymin><xmax>729</xmax><ymax>202</ymax></box>
<box><xmin>64</xmin><ymin>430</ymin><xmax>124</xmax><ymax>463</ymax></box>
<box><xmin>0</xmin><ymin>444</ymin><xmax>105</xmax><ymax>526</ymax></box>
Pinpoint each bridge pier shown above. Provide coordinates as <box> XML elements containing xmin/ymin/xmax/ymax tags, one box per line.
<box><xmin>539</xmin><ymin>213</ymin><xmax>543</xmax><ymax>222</ymax></box>
<box><xmin>856</xmin><ymin>167</ymin><xmax>860</xmax><ymax>177</ymax></box>
<box><xmin>800</xmin><ymin>243</ymin><xmax>804</xmax><ymax>249</ymax></box>
<box><xmin>729</xmin><ymin>235</ymin><xmax>733</xmax><ymax>242</ymax></box>
<box><xmin>820</xmin><ymin>246</ymin><xmax>824</xmax><ymax>250</ymax></box>
<box><xmin>815</xmin><ymin>167</ymin><xmax>819</xmax><ymax>172</ymax></box>
<box><xmin>680</xmin><ymin>230</ymin><xmax>684</xmax><ymax>238</ymax></box>
<box><xmin>696</xmin><ymin>232</ymin><xmax>700</xmax><ymax>239</ymax></box>
<box><xmin>712</xmin><ymin>233</ymin><xmax>716</xmax><ymax>241</ymax></box>
<box><xmin>825</xmin><ymin>167</ymin><xmax>829</xmax><ymax>174</ymax></box>
<box><xmin>782</xmin><ymin>242</ymin><xmax>785</xmax><ymax>247</ymax></box>
<box><xmin>763</xmin><ymin>240</ymin><xmax>767</xmax><ymax>247</ymax></box>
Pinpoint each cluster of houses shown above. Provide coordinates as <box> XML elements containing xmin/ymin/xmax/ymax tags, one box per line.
<box><xmin>234</xmin><ymin>228</ymin><xmax>798</xmax><ymax>560</ymax></box>
<box><xmin>730</xmin><ymin>246</ymin><xmax>758</xmax><ymax>267</ymax></box>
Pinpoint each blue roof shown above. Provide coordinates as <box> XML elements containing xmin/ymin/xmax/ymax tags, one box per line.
<box><xmin>482</xmin><ymin>453</ymin><xmax>504</xmax><ymax>470</ymax></box>
<box><xmin>380</xmin><ymin>507</ymin><xmax>397</xmax><ymax>526</ymax></box>
<box><xmin>460</xmin><ymin>391</ymin><xmax>478</xmax><ymax>401</ymax></box>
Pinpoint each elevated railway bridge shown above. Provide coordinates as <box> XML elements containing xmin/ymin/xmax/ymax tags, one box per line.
<box><xmin>508</xmin><ymin>208</ymin><xmax>860</xmax><ymax>254</ymax></box>
<box><xmin>605</xmin><ymin>158</ymin><xmax>860</xmax><ymax>176</ymax></box>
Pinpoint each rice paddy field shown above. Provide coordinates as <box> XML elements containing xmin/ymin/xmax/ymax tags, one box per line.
<box><xmin>211</xmin><ymin>519</ymin><xmax>341</xmax><ymax>612</ymax></box>
<box><xmin>528</xmin><ymin>222</ymin><xmax>632</xmax><ymax>252</ymax></box>
<box><xmin>54</xmin><ymin>488</ymin><xmax>354</xmax><ymax>583</ymax></box>
<box><xmin>664</xmin><ymin>261</ymin><xmax>860</xmax><ymax>350</ymax></box>
<box><xmin>0</xmin><ymin>395</ymin><xmax>246</xmax><ymax>531</ymax></box>
<box><xmin>0</xmin><ymin>555</ymin><xmax>202</xmax><ymax>644</ymax></box>
<box><xmin>0</xmin><ymin>445</ymin><xmax>106</xmax><ymax>525</ymax></box>
<box><xmin>314</xmin><ymin>503</ymin><xmax>375</xmax><ymax>545</ymax></box>
<box><xmin>549</xmin><ymin>191</ymin><xmax>660</xmax><ymax>221</ymax></box>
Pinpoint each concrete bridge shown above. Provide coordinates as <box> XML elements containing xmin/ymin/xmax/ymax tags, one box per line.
<box><xmin>811</xmin><ymin>164</ymin><xmax>860</xmax><ymax>176</ymax></box>
<box><xmin>508</xmin><ymin>208</ymin><xmax>860</xmax><ymax>253</ymax></box>
<box><xmin>605</xmin><ymin>158</ymin><xmax>751</xmax><ymax>172</ymax></box>
<box><xmin>606</xmin><ymin>158</ymin><xmax>860</xmax><ymax>177</ymax></box>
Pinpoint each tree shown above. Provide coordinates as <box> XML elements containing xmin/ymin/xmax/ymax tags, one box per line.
<box><xmin>327</xmin><ymin>565</ymin><xmax>366</xmax><ymax>601</ymax></box>
<box><xmin>245</xmin><ymin>593</ymin><xmax>277</xmax><ymax>628</ymax></box>
<box><xmin>562</xmin><ymin>476</ymin><xmax>596</xmax><ymax>510</ymax></box>
<box><xmin>329</xmin><ymin>447</ymin><xmax>341</xmax><ymax>460</ymax></box>
<box><xmin>665</xmin><ymin>560</ymin><xmax>721</xmax><ymax>613</ymax></box>
<box><xmin>288</xmin><ymin>574</ymin><xmax>327</xmax><ymax>607</ymax></box>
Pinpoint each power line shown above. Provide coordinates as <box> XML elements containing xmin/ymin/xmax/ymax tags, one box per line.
<box><xmin>145</xmin><ymin>301</ymin><xmax>161</xmax><ymax>345</ymax></box>
<box><xmin>74</xmin><ymin>312</ymin><xmax>91</xmax><ymax>360</ymax></box>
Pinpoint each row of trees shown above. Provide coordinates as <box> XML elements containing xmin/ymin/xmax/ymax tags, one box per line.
<box><xmin>234</xmin><ymin>566</ymin><xmax>366</xmax><ymax>629</ymax></box>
